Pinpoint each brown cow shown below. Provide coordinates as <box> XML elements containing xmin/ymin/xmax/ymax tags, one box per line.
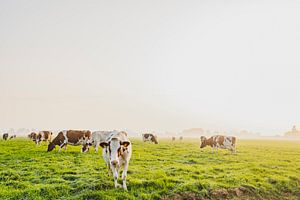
<box><xmin>28</xmin><ymin>132</ymin><xmax>35</xmax><ymax>139</ymax></box>
<box><xmin>28</xmin><ymin>132</ymin><xmax>38</xmax><ymax>142</ymax></box>
<box><xmin>200</xmin><ymin>135</ymin><xmax>236</xmax><ymax>153</ymax></box>
<box><xmin>172</xmin><ymin>136</ymin><xmax>175</xmax><ymax>141</ymax></box>
<box><xmin>47</xmin><ymin>130</ymin><xmax>92</xmax><ymax>152</ymax></box>
<box><xmin>35</xmin><ymin>131</ymin><xmax>53</xmax><ymax>145</ymax></box>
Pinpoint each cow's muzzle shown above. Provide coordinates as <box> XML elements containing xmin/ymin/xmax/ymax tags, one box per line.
<box><xmin>111</xmin><ymin>160</ymin><xmax>119</xmax><ymax>166</ymax></box>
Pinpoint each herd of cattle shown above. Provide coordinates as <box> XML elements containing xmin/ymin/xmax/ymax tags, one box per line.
<box><xmin>2</xmin><ymin>130</ymin><xmax>236</xmax><ymax>190</ymax></box>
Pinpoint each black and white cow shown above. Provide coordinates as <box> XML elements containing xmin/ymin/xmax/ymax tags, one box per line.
<box><xmin>2</xmin><ymin>133</ymin><xmax>9</xmax><ymax>140</ymax></box>
<box><xmin>142</xmin><ymin>133</ymin><xmax>158</xmax><ymax>144</ymax></box>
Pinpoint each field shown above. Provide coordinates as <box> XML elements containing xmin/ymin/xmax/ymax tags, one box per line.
<box><xmin>0</xmin><ymin>138</ymin><xmax>300</xmax><ymax>200</ymax></box>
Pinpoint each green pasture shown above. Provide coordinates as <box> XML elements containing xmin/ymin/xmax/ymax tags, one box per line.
<box><xmin>0</xmin><ymin>138</ymin><xmax>299</xmax><ymax>199</ymax></box>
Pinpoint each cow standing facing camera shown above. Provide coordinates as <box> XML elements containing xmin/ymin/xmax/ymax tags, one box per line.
<box><xmin>100</xmin><ymin>130</ymin><xmax>132</xmax><ymax>191</ymax></box>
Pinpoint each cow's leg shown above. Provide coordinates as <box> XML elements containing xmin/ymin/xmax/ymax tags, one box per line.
<box><xmin>59</xmin><ymin>143</ymin><xmax>66</xmax><ymax>152</ymax></box>
<box><xmin>111</xmin><ymin>165</ymin><xmax>119</xmax><ymax>188</ymax></box>
<box><xmin>122</xmin><ymin>161</ymin><xmax>129</xmax><ymax>190</ymax></box>
<box><xmin>107</xmin><ymin>163</ymin><xmax>112</xmax><ymax>177</ymax></box>
<box><xmin>64</xmin><ymin>144</ymin><xmax>67</xmax><ymax>151</ymax></box>
<box><xmin>95</xmin><ymin>142</ymin><xmax>99</xmax><ymax>153</ymax></box>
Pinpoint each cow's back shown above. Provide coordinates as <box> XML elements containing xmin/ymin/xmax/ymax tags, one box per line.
<box><xmin>92</xmin><ymin>131</ymin><xmax>112</xmax><ymax>143</ymax></box>
<box><xmin>64</xmin><ymin>130</ymin><xmax>91</xmax><ymax>144</ymax></box>
<box><xmin>41</xmin><ymin>131</ymin><xmax>52</xmax><ymax>141</ymax></box>
<box><xmin>213</xmin><ymin>135</ymin><xmax>236</xmax><ymax>149</ymax></box>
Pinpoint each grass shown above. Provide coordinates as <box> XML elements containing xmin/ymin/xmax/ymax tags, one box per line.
<box><xmin>0</xmin><ymin>138</ymin><xmax>300</xmax><ymax>199</ymax></box>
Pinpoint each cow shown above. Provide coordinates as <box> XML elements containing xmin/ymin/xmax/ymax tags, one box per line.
<box><xmin>100</xmin><ymin>130</ymin><xmax>132</xmax><ymax>190</ymax></box>
<box><xmin>47</xmin><ymin>130</ymin><xmax>92</xmax><ymax>152</ymax></box>
<box><xmin>200</xmin><ymin>135</ymin><xmax>236</xmax><ymax>153</ymax></box>
<box><xmin>142</xmin><ymin>133</ymin><xmax>158</xmax><ymax>144</ymax></box>
<box><xmin>28</xmin><ymin>132</ymin><xmax>38</xmax><ymax>142</ymax></box>
<box><xmin>28</xmin><ymin>132</ymin><xmax>34</xmax><ymax>139</ymax></box>
<box><xmin>179</xmin><ymin>136</ymin><xmax>183</xmax><ymax>140</ymax></box>
<box><xmin>35</xmin><ymin>131</ymin><xmax>53</xmax><ymax>145</ymax></box>
<box><xmin>172</xmin><ymin>136</ymin><xmax>175</xmax><ymax>141</ymax></box>
<box><xmin>82</xmin><ymin>131</ymin><xmax>112</xmax><ymax>153</ymax></box>
<box><xmin>2</xmin><ymin>133</ymin><xmax>9</xmax><ymax>140</ymax></box>
<box><xmin>9</xmin><ymin>135</ymin><xmax>16</xmax><ymax>139</ymax></box>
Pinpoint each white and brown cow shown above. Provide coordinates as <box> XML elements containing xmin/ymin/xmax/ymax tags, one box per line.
<box><xmin>28</xmin><ymin>132</ymin><xmax>38</xmax><ymax>143</ymax></box>
<box><xmin>100</xmin><ymin>130</ymin><xmax>132</xmax><ymax>190</ymax></box>
<box><xmin>200</xmin><ymin>135</ymin><xmax>236</xmax><ymax>153</ymax></box>
<box><xmin>47</xmin><ymin>130</ymin><xmax>92</xmax><ymax>152</ymax></box>
<box><xmin>82</xmin><ymin>131</ymin><xmax>113</xmax><ymax>153</ymax></box>
<box><xmin>142</xmin><ymin>133</ymin><xmax>158</xmax><ymax>144</ymax></box>
<box><xmin>35</xmin><ymin>131</ymin><xmax>53</xmax><ymax>145</ymax></box>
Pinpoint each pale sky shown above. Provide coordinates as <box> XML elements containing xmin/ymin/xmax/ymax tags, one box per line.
<box><xmin>1</xmin><ymin>0</ymin><xmax>300</xmax><ymax>135</ymax></box>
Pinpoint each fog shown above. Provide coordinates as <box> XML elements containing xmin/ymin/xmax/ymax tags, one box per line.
<box><xmin>1</xmin><ymin>0</ymin><xmax>300</xmax><ymax>135</ymax></box>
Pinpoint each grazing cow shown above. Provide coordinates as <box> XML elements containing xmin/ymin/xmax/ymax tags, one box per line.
<box><xmin>28</xmin><ymin>132</ymin><xmax>38</xmax><ymax>142</ymax></box>
<box><xmin>172</xmin><ymin>136</ymin><xmax>176</xmax><ymax>141</ymax></box>
<box><xmin>200</xmin><ymin>135</ymin><xmax>236</xmax><ymax>153</ymax></box>
<box><xmin>82</xmin><ymin>131</ymin><xmax>112</xmax><ymax>153</ymax></box>
<box><xmin>100</xmin><ymin>130</ymin><xmax>132</xmax><ymax>190</ymax></box>
<box><xmin>28</xmin><ymin>132</ymin><xmax>35</xmax><ymax>139</ymax></box>
<box><xmin>9</xmin><ymin>135</ymin><xmax>16</xmax><ymax>139</ymax></box>
<box><xmin>2</xmin><ymin>133</ymin><xmax>9</xmax><ymax>140</ymax></box>
<box><xmin>142</xmin><ymin>133</ymin><xmax>158</xmax><ymax>144</ymax></box>
<box><xmin>35</xmin><ymin>131</ymin><xmax>53</xmax><ymax>145</ymax></box>
<box><xmin>179</xmin><ymin>136</ymin><xmax>183</xmax><ymax>140</ymax></box>
<box><xmin>47</xmin><ymin>130</ymin><xmax>92</xmax><ymax>152</ymax></box>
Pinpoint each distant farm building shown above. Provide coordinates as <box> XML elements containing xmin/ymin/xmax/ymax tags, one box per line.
<box><xmin>285</xmin><ymin>126</ymin><xmax>300</xmax><ymax>136</ymax></box>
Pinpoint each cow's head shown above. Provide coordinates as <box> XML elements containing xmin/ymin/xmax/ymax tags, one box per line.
<box><xmin>200</xmin><ymin>136</ymin><xmax>207</xmax><ymax>148</ymax></box>
<box><xmin>151</xmin><ymin>135</ymin><xmax>158</xmax><ymax>144</ymax></box>
<box><xmin>81</xmin><ymin>140</ymin><xmax>93</xmax><ymax>153</ymax></box>
<box><xmin>100</xmin><ymin>138</ymin><xmax>131</xmax><ymax>167</ymax></box>
<box><xmin>81</xmin><ymin>132</ymin><xmax>92</xmax><ymax>153</ymax></box>
<box><xmin>47</xmin><ymin>142</ymin><xmax>55</xmax><ymax>152</ymax></box>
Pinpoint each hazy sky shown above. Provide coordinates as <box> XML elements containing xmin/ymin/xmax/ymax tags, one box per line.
<box><xmin>1</xmin><ymin>0</ymin><xmax>300</xmax><ymax>135</ymax></box>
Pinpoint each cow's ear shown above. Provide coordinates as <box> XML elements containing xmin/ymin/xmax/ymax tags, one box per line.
<box><xmin>100</xmin><ymin>142</ymin><xmax>109</xmax><ymax>148</ymax></box>
<box><xmin>121</xmin><ymin>141</ymin><xmax>130</xmax><ymax>147</ymax></box>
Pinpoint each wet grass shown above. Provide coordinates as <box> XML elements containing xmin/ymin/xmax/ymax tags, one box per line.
<box><xmin>0</xmin><ymin>138</ymin><xmax>300</xmax><ymax>199</ymax></box>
